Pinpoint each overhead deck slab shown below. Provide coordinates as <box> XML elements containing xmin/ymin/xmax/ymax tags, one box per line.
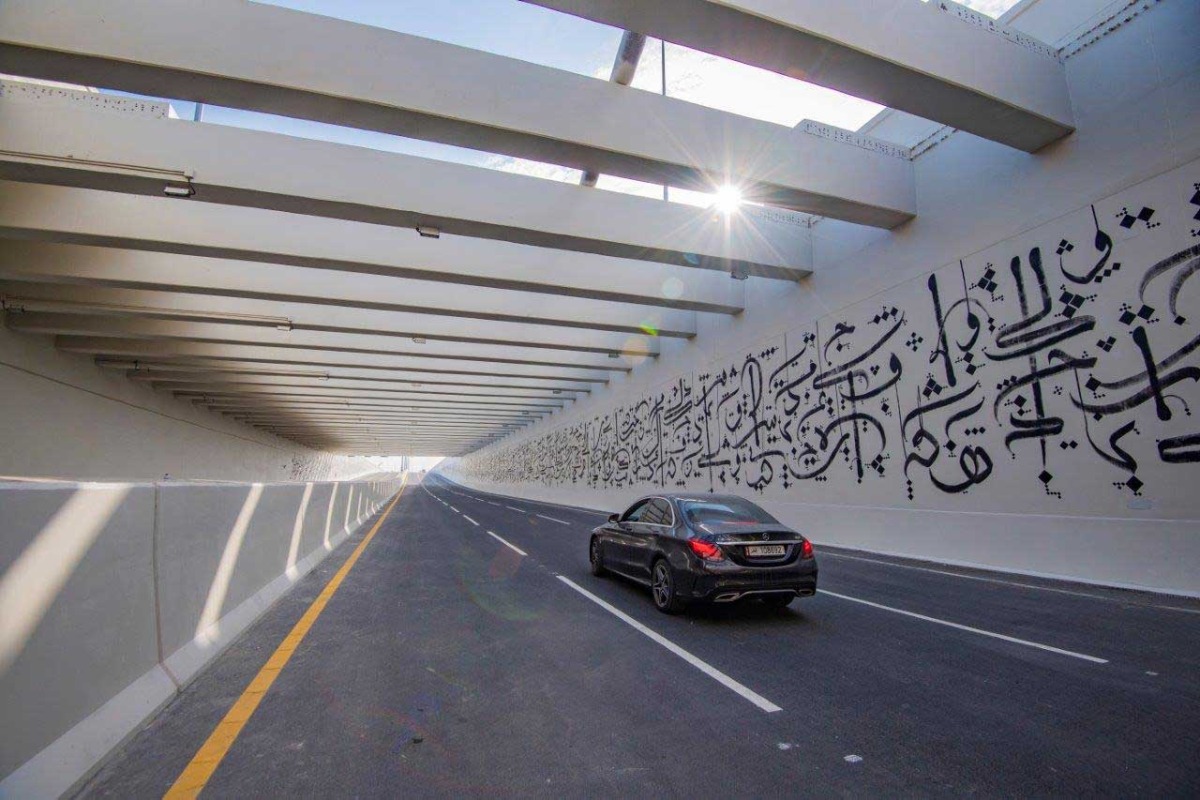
<box><xmin>519</xmin><ymin>0</ymin><xmax>1074</xmax><ymax>152</ymax></box>
<box><xmin>0</xmin><ymin>182</ymin><xmax>747</xmax><ymax>315</ymax></box>
<box><xmin>0</xmin><ymin>0</ymin><xmax>914</xmax><ymax>227</ymax></box>
<box><xmin>0</xmin><ymin>105</ymin><xmax>811</xmax><ymax>279</ymax></box>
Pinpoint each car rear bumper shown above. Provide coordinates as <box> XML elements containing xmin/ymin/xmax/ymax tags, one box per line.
<box><xmin>680</xmin><ymin>562</ymin><xmax>818</xmax><ymax>603</ymax></box>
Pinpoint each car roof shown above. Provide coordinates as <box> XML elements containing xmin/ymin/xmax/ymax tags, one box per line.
<box><xmin>638</xmin><ymin>493</ymin><xmax>748</xmax><ymax>504</ymax></box>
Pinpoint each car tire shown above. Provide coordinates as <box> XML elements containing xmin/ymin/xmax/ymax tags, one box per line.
<box><xmin>589</xmin><ymin>537</ymin><xmax>607</xmax><ymax>577</ymax></box>
<box><xmin>651</xmin><ymin>559</ymin><xmax>687</xmax><ymax>615</ymax></box>
<box><xmin>760</xmin><ymin>593</ymin><xmax>795</xmax><ymax>610</ymax></box>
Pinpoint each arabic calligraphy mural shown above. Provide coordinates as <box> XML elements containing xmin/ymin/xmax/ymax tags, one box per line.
<box><xmin>458</xmin><ymin>164</ymin><xmax>1200</xmax><ymax>514</ymax></box>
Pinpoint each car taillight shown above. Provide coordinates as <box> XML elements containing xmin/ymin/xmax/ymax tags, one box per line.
<box><xmin>801</xmin><ymin>539</ymin><xmax>814</xmax><ymax>559</ymax></box>
<box><xmin>688</xmin><ymin>539</ymin><xmax>724</xmax><ymax>561</ymax></box>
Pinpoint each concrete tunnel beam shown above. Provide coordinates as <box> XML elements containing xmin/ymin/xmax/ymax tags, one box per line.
<box><xmin>0</xmin><ymin>0</ymin><xmax>915</xmax><ymax>227</ymax></box>
<box><xmin>0</xmin><ymin>182</ymin><xmax>748</xmax><ymax>316</ymax></box>
<box><xmin>52</xmin><ymin>336</ymin><xmax>633</xmax><ymax>375</ymax></box>
<box><xmin>125</xmin><ymin>371</ymin><xmax>592</xmax><ymax>395</ymax></box>
<box><xmin>189</xmin><ymin>398</ymin><xmax>559</xmax><ymax>417</ymax></box>
<box><xmin>105</xmin><ymin>373</ymin><xmax>591</xmax><ymax>398</ymax></box>
<box><xmin>87</xmin><ymin>354</ymin><xmax>611</xmax><ymax>386</ymax></box>
<box><xmin>3</xmin><ymin>311</ymin><xmax>661</xmax><ymax>358</ymax></box>
<box><xmin>0</xmin><ymin>241</ymin><xmax>699</xmax><ymax>339</ymax></box>
<box><xmin>0</xmin><ymin>105</ymin><xmax>812</xmax><ymax>280</ymax></box>
<box><xmin>0</xmin><ymin>279</ymin><xmax>664</xmax><ymax>358</ymax></box>
<box><xmin>115</xmin><ymin>371</ymin><xmax>590</xmax><ymax>398</ymax></box>
<box><xmin>519</xmin><ymin>0</ymin><xmax>1074</xmax><ymax>152</ymax></box>
<box><xmin>172</xmin><ymin>386</ymin><xmax>570</xmax><ymax>405</ymax></box>
<box><xmin>216</xmin><ymin>410</ymin><xmax>548</xmax><ymax>424</ymax></box>
<box><xmin>126</xmin><ymin>374</ymin><xmax>585</xmax><ymax>395</ymax></box>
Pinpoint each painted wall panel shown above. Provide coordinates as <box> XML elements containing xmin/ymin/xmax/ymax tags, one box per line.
<box><xmin>447</xmin><ymin>161</ymin><xmax>1200</xmax><ymax>592</ymax></box>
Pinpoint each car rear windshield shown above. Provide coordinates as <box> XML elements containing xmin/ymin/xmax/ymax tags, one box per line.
<box><xmin>680</xmin><ymin>498</ymin><xmax>778</xmax><ymax>527</ymax></box>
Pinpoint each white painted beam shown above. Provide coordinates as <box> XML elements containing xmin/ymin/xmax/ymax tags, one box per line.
<box><xmin>52</xmin><ymin>336</ymin><xmax>632</xmax><ymax>375</ymax></box>
<box><xmin>4</xmin><ymin>311</ymin><xmax>660</xmax><ymax>358</ymax></box>
<box><xmin>0</xmin><ymin>104</ymin><xmax>811</xmax><ymax>279</ymax></box>
<box><xmin>183</xmin><ymin>392</ymin><xmax>561</xmax><ymax>411</ymax></box>
<box><xmin>95</xmin><ymin>357</ymin><xmax>610</xmax><ymax>389</ymax></box>
<box><xmin>0</xmin><ymin>0</ymin><xmax>913</xmax><ymax>226</ymax></box>
<box><xmin>125</xmin><ymin>370</ymin><xmax>590</xmax><ymax>395</ymax></box>
<box><xmin>0</xmin><ymin>281</ymin><xmax>659</xmax><ymax>357</ymax></box>
<box><xmin>99</xmin><ymin>367</ymin><xmax>595</xmax><ymax>393</ymax></box>
<box><xmin>186</xmin><ymin>400</ymin><xmax>549</xmax><ymax>419</ymax></box>
<box><xmin>0</xmin><ymin>240</ymin><xmax>697</xmax><ymax>338</ymax></box>
<box><xmin>520</xmin><ymin>0</ymin><xmax>1074</xmax><ymax>152</ymax></box>
<box><xmin>0</xmin><ymin>182</ymin><xmax>746</xmax><ymax>316</ymax></box>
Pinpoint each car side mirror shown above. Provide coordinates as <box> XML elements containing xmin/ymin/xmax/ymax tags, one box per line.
<box><xmin>608</xmin><ymin>513</ymin><xmax>619</xmax><ymax>524</ymax></box>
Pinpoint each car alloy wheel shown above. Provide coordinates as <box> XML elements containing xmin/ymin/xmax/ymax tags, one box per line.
<box><xmin>651</xmin><ymin>560</ymin><xmax>685</xmax><ymax>614</ymax></box>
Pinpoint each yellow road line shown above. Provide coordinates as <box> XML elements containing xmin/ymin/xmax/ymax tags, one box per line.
<box><xmin>163</xmin><ymin>478</ymin><xmax>408</xmax><ymax>799</ymax></box>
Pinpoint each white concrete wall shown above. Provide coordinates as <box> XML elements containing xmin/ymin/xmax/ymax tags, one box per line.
<box><xmin>0</xmin><ymin>474</ymin><xmax>404</xmax><ymax>799</ymax></box>
<box><xmin>0</xmin><ymin>324</ymin><xmax>405</xmax><ymax>482</ymax></box>
<box><xmin>444</xmin><ymin>0</ymin><xmax>1200</xmax><ymax>596</ymax></box>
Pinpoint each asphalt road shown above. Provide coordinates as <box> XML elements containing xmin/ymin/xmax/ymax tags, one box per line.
<box><xmin>81</xmin><ymin>474</ymin><xmax>1200</xmax><ymax>798</ymax></box>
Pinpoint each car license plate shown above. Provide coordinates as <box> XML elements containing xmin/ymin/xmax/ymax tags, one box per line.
<box><xmin>745</xmin><ymin>545</ymin><xmax>786</xmax><ymax>557</ymax></box>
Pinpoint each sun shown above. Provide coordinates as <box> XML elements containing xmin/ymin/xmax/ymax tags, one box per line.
<box><xmin>712</xmin><ymin>184</ymin><xmax>743</xmax><ymax>214</ymax></box>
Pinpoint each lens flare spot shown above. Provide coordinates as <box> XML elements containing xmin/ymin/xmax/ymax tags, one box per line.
<box><xmin>622</xmin><ymin>336</ymin><xmax>654</xmax><ymax>365</ymax></box>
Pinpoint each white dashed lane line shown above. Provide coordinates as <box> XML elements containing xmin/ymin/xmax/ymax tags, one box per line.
<box><xmin>486</xmin><ymin>530</ymin><xmax>527</xmax><ymax>556</ymax></box>
<box><xmin>450</xmin><ymin>506</ymin><xmax>460</xmax><ymax>513</ymax></box>
<box><xmin>536</xmin><ymin>514</ymin><xmax>570</xmax><ymax>526</ymax></box>
<box><xmin>821</xmin><ymin>552</ymin><xmax>1200</xmax><ymax>613</ymax></box>
<box><xmin>463</xmin><ymin>515</ymin><xmax>479</xmax><ymax>526</ymax></box>
<box><xmin>506</xmin><ymin>505</ymin><xmax>526</xmax><ymax>513</ymax></box>
<box><xmin>821</xmin><ymin>590</ymin><xmax>1109</xmax><ymax>664</ymax></box>
<box><xmin>556</xmin><ymin>576</ymin><xmax>782</xmax><ymax>713</ymax></box>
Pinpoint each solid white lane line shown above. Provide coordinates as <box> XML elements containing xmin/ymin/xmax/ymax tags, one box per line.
<box><xmin>463</xmin><ymin>515</ymin><xmax>479</xmax><ymax>526</ymax></box>
<box><xmin>822</xmin><ymin>552</ymin><xmax>1199</xmax><ymax>612</ymax></box>
<box><xmin>506</xmin><ymin>505</ymin><xmax>527</xmax><ymax>513</ymax></box>
<box><xmin>486</xmin><ymin>530</ymin><xmax>527</xmax><ymax>557</ymax></box>
<box><xmin>821</xmin><ymin>590</ymin><xmax>1108</xmax><ymax>664</ymax></box>
<box><xmin>536</xmin><ymin>514</ymin><xmax>569</xmax><ymax>526</ymax></box>
<box><xmin>556</xmin><ymin>576</ymin><xmax>783</xmax><ymax>713</ymax></box>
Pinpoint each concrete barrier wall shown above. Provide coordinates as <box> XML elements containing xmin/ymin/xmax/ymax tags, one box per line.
<box><xmin>0</xmin><ymin>474</ymin><xmax>404</xmax><ymax>799</ymax></box>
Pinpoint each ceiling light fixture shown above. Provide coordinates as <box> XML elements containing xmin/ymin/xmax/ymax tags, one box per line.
<box><xmin>163</xmin><ymin>182</ymin><xmax>196</xmax><ymax>199</ymax></box>
<box><xmin>412</xmin><ymin>336</ymin><xmax>427</xmax><ymax>344</ymax></box>
<box><xmin>416</xmin><ymin>225</ymin><xmax>441</xmax><ymax>239</ymax></box>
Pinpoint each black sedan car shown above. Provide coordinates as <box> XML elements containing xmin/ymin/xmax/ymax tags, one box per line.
<box><xmin>589</xmin><ymin>494</ymin><xmax>817</xmax><ymax>613</ymax></box>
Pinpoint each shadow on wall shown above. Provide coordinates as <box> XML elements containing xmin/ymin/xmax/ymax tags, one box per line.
<box><xmin>0</xmin><ymin>475</ymin><xmax>404</xmax><ymax>799</ymax></box>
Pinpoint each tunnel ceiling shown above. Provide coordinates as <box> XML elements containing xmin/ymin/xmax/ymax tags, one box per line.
<box><xmin>0</xmin><ymin>0</ymin><xmax>1076</xmax><ymax>456</ymax></box>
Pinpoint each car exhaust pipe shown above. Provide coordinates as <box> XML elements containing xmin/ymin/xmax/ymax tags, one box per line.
<box><xmin>713</xmin><ymin>592</ymin><xmax>742</xmax><ymax>603</ymax></box>
<box><xmin>797</xmin><ymin>589</ymin><xmax>815</xmax><ymax>597</ymax></box>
